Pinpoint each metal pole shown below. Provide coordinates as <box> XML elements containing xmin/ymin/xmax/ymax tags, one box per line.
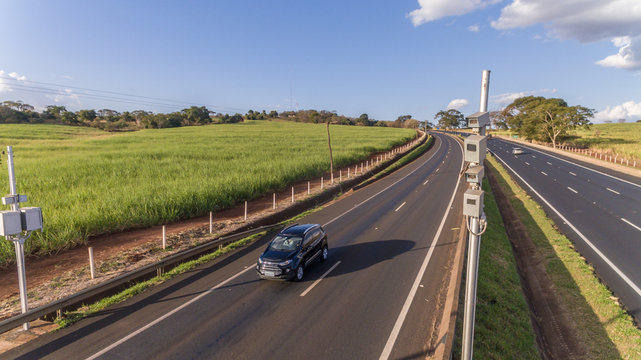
<box><xmin>7</xmin><ymin>146</ymin><xmax>29</xmax><ymax>330</ymax></box>
<box><xmin>462</xmin><ymin>217</ymin><xmax>481</xmax><ymax>360</ymax></box>
<box><xmin>480</xmin><ymin>70</ymin><xmax>490</xmax><ymax>113</ymax></box>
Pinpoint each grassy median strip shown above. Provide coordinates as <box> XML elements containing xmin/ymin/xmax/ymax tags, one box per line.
<box><xmin>55</xmin><ymin>231</ymin><xmax>267</xmax><ymax>328</ymax></box>
<box><xmin>486</xmin><ymin>156</ymin><xmax>641</xmax><ymax>358</ymax></box>
<box><xmin>453</xmin><ymin>178</ymin><xmax>539</xmax><ymax>359</ymax></box>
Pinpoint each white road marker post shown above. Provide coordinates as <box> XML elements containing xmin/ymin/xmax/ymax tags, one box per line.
<box><xmin>340</xmin><ymin>169</ymin><xmax>342</xmax><ymax>182</ymax></box>
<box><xmin>273</xmin><ymin>193</ymin><xmax>276</xmax><ymax>210</ymax></box>
<box><xmin>209</xmin><ymin>211</ymin><xmax>213</xmax><ymax>234</ymax></box>
<box><xmin>291</xmin><ymin>187</ymin><xmax>294</xmax><ymax>202</ymax></box>
<box><xmin>162</xmin><ymin>225</ymin><xmax>166</xmax><ymax>249</ymax></box>
<box><xmin>321</xmin><ymin>177</ymin><xmax>324</xmax><ymax>190</ymax></box>
<box><xmin>88</xmin><ymin>247</ymin><xmax>95</xmax><ymax>280</ymax></box>
<box><xmin>308</xmin><ymin>181</ymin><xmax>310</xmax><ymax>195</ymax></box>
<box><xmin>244</xmin><ymin>201</ymin><xmax>248</xmax><ymax>221</ymax></box>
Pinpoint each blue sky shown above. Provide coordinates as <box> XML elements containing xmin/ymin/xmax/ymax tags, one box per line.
<box><xmin>1</xmin><ymin>0</ymin><xmax>640</xmax><ymax>122</ymax></box>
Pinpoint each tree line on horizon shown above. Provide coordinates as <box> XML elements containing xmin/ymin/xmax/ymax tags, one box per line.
<box><xmin>0</xmin><ymin>100</ymin><xmax>422</xmax><ymax>131</ymax></box>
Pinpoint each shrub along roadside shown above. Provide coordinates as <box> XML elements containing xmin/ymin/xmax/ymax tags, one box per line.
<box><xmin>485</xmin><ymin>156</ymin><xmax>641</xmax><ymax>358</ymax></box>
<box><xmin>452</xmin><ymin>178</ymin><xmax>539</xmax><ymax>359</ymax></box>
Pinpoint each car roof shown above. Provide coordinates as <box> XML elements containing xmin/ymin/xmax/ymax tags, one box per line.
<box><xmin>280</xmin><ymin>224</ymin><xmax>319</xmax><ymax>236</ymax></box>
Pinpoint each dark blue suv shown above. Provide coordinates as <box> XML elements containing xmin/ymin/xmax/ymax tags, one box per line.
<box><xmin>256</xmin><ymin>224</ymin><xmax>329</xmax><ymax>281</ymax></box>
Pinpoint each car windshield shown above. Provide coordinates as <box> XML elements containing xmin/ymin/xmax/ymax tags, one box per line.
<box><xmin>268</xmin><ymin>235</ymin><xmax>302</xmax><ymax>251</ymax></box>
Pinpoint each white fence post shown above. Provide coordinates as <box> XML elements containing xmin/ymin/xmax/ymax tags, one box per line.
<box><xmin>162</xmin><ymin>225</ymin><xmax>166</xmax><ymax>250</ymax></box>
<box><xmin>88</xmin><ymin>247</ymin><xmax>95</xmax><ymax>280</ymax></box>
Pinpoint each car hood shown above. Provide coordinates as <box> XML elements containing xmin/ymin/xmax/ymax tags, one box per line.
<box><xmin>261</xmin><ymin>249</ymin><xmax>296</xmax><ymax>262</ymax></box>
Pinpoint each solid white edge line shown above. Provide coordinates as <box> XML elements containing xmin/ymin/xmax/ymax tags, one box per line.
<box><xmin>395</xmin><ymin>202</ymin><xmax>406</xmax><ymax>212</ymax></box>
<box><xmin>379</xmin><ymin>136</ymin><xmax>464</xmax><ymax>360</ymax></box>
<box><xmin>493</xmin><ymin>151</ymin><xmax>641</xmax><ymax>299</ymax></box>
<box><xmin>622</xmin><ymin>218</ymin><xmax>641</xmax><ymax>232</ymax></box>
<box><xmin>607</xmin><ymin>188</ymin><xmax>620</xmax><ymax>195</ymax></box>
<box><xmin>496</xmin><ymin>139</ymin><xmax>641</xmax><ymax>189</ymax></box>
<box><xmin>85</xmin><ymin>265</ymin><xmax>255</xmax><ymax>360</ymax></box>
<box><xmin>569</xmin><ymin>172</ymin><xmax>576</xmax><ymax>176</ymax></box>
<box><xmin>567</xmin><ymin>187</ymin><xmax>578</xmax><ymax>194</ymax></box>
<box><xmin>300</xmin><ymin>261</ymin><xmax>341</xmax><ymax>297</ymax></box>
<box><xmin>323</xmin><ymin>137</ymin><xmax>443</xmax><ymax>227</ymax></box>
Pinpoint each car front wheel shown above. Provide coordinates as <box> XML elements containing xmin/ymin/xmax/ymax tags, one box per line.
<box><xmin>321</xmin><ymin>246</ymin><xmax>328</xmax><ymax>262</ymax></box>
<box><xmin>295</xmin><ymin>265</ymin><xmax>304</xmax><ymax>282</ymax></box>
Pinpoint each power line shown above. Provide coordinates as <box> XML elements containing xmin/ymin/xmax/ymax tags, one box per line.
<box><xmin>0</xmin><ymin>75</ymin><xmax>246</xmax><ymax>113</ymax></box>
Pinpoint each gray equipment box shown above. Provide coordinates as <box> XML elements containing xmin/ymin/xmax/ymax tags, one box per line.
<box><xmin>464</xmin><ymin>135</ymin><xmax>487</xmax><ymax>164</ymax></box>
<box><xmin>466</xmin><ymin>112</ymin><xmax>490</xmax><ymax>128</ymax></box>
<box><xmin>21</xmin><ymin>207</ymin><xmax>43</xmax><ymax>231</ymax></box>
<box><xmin>0</xmin><ymin>210</ymin><xmax>22</xmax><ymax>237</ymax></box>
<box><xmin>465</xmin><ymin>165</ymin><xmax>485</xmax><ymax>184</ymax></box>
<box><xmin>463</xmin><ymin>189</ymin><xmax>484</xmax><ymax>217</ymax></box>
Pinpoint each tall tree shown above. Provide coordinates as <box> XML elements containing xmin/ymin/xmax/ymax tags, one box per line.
<box><xmin>503</xmin><ymin>96</ymin><xmax>593</xmax><ymax>148</ymax></box>
<box><xmin>434</xmin><ymin>109</ymin><xmax>464</xmax><ymax>129</ymax></box>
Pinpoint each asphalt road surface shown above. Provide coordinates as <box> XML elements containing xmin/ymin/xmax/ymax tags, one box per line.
<box><xmin>5</xmin><ymin>132</ymin><xmax>465</xmax><ymax>360</ymax></box>
<box><xmin>489</xmin><ymin>138</ymin><xmax>641</xmax><ymax>325</ymax></box>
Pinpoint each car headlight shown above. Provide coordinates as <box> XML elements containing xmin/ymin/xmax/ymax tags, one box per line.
<box><xmin>279</xmin><ymin>259</ymin><xmax>292</xmax><ymax>267</ymax></box>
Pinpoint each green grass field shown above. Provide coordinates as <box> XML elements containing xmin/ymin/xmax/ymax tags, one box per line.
<box><xmin>566</xmin><ymin>122</ymin><xmax>641</xmax><ymax>161</ymax></box>
<box><xmin>491</xmin><ymin>122</ymin><xmax>641</xmax><ymax>161</ymax></box>
<box><xmin>0</xmin><ymin>121</ymin><xmax>415</xmax><ymax>264</ymax></box>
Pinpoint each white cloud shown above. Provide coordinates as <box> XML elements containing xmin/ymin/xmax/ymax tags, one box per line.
<box><xmin>596</xmin><ymin>35</ymin><xmax>641</xmax><ymax>70</ymax></box>
<box><xmin>491</xmin><ymin>88</ymin><xmax>558</xmax><ymax>105</ymax></box>
<box><xmin>490</xmin><ymin>0</ymin><xmax>641</xmax><ymax>70</ymax></box>
<box><xmin>410</xmin><ymin>0</ymin><xmax>641</xmax><ymax>70</ymax></box>
<box><xmin>408</xmin><ymin>0</ymin><xmax>501</xmax><ymax>26</ymax></box>
<box><xmin>594</xmin><ymin>100</ymin><xmax>641</xmax><ymax>122</ymax></box>
<box><xmin>447</xmin><ymin>98</ymin><xmax>469</xmax><ymax>110</ymax></box>
<box><xmin>0</xmin><ymin>70</ymin><xmax>28</xmax><ymax>93</ymax></box>
<box><xmin>468</xmin><ymin>24</ymin><xmax>480</xmax><ymax>32</ymax></box>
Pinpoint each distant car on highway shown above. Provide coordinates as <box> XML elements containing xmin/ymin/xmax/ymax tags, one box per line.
<box><xmin>512</xmin><ymin>147</ymin><xmax>524</xmax><ymax>155</ymax></box>
<box><xmin>257</xmin><ymin>224</ymin><xmax>328</xmax><ymax>281</ymax></box>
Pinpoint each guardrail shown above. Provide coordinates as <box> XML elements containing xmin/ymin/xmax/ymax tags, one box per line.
<box><xmin>0</xmin><ymin>133</ymin><xmax>427</xmax><ymax>335</ymax></box>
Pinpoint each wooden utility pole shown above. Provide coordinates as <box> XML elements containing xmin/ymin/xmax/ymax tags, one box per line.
<box><xmin>326</xmin><ymin>122</ymin><xmax>334</xmax><ymax>175</ymax></box>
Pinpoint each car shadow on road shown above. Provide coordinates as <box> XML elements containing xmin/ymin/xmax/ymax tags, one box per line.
<box><xmin>302</xmin><ymin>239</ymin><xmax>416</xmax><ymax>281</ymax></box>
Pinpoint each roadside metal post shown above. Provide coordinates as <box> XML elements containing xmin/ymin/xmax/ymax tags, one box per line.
<box><xmin>88</xmin><ymin>247</ymin><xmax>95</xmax><ymax>279</ymax></box>
<box><xmin>2</xmin><ymin>146</ymin><xmax>43</xmax><ymax>331</ymax></box>
<box><xmin>462</xmin><ymin>70</ymin><xmax>491</xmax><ymax>360</ymax></box>
<box><xmin>209</xmin><ymin>211</ymin><xmax>213</xmax><ymax>233</ymax></box>
<box><xmin>273</xmin><ymin>193</ymin><xmax>276</xmax><ymax>210</ymax></box>
<box><xmin>162</xmin><ymin>225</ymin><xmax>166</xmax><ymax>249</ymax></box>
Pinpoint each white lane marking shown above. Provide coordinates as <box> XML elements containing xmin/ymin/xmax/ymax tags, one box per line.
<box><xmin>607</xmin><ymin>188</ymin><xmax>620</xmax><ymax>195</ymax></box>
<box><xmin>532</xmin><ymin>155</ymin><xmax>536</xmax><ymax>158</ymax></box>
<box><xmin>323</xmin><ymin>138</ymin><xmax>444</xmax><ymax>227</ymax></box>
<box><xmin>436</xmin><ymin>168</ymin><xmax>440</xmax><ymax>172</ymax></box>
<box><xmin>567</xmin><ymin>187</ymin><xmax>578</xmax><ymax>194</ymax></box>
<box><xmin>541</xmin><ymin>171</ymin><xmax>548</xmax><ymax>176</ymax></box>
<box><xmin>569</xmin><ymin>172</ymin><xmax>576</xmax><ymax>176</ymax></box>
<box><xmin>85</xmin><ymin>265</ymin><xmax>255</xmax><ymax>360</ymax></box>
<box><xmin>497</xmin><ymin>139</ymin><xmax>641</xmax><ymax>189</ymax></box>
<box><xmin>525</xmin><ymin>162</ymin><xmax>530</xmax><ymax>166</ymax></box>
<box><xmin>423</xmin><ymin>179</ymin><xmax>429</xmax><ymax>185</ymax></box>
<box><xmin>493</xmin><ymin>152</ymin><xmax>641</xmax><ymax>299</ymax></box>
<box><xmin>379</xmin><ymin>137</ymin><xmax>464</xmax><ymax>360</ymax></box>
<box><xmin>547</xmin><ymin>161</ymin><xmax>552</xmax><ymax>165</ymax></box>
<box><xmin>395</xmin><ymin>202</ymin><xmax>406</xmax><ymax>212</ymax></box>
<box><xmin>300</xmin><ymin>261</ymin><xmax>341</xmax><ymax>297</ymax></box>
<box><xmin>622</xmin><ymin>218</ymin><xmax>641</xmax><ymax>232</ymax></box>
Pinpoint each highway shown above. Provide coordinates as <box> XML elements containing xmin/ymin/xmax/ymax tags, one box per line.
<box><xmin>488</xmin><ymin>137</ymin><xmax>641</xmax><ymax>325</ymax></box>
<box><xmin>5</xmin><ymin>132</ymin><xmax>466</xmax><ymax>360</ymax></box>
